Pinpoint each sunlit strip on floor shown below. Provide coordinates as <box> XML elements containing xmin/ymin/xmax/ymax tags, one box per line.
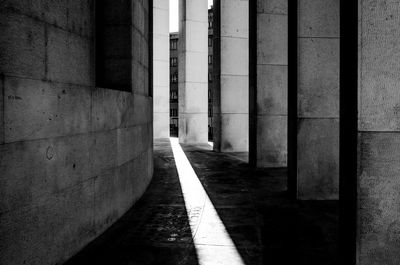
<box><xmin>208</xmin><ymin>141</ymin><xmax>214</xmax><ymax>148</ymax></box>
<box><xmin>170</xmin><ymin>138</ymin><xmax>246</xmax><ymax>265</ymax></box>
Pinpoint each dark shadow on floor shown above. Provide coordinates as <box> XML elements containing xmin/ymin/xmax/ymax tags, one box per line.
<box><xmin>180</xmin><ymin>143</ymin><xmax>339</xmax><ymax>265</ymax></box>
<box><xmin>65</xmin><ymin>139</ymin><xmax>199</xmax><ymax>265</ymax></box>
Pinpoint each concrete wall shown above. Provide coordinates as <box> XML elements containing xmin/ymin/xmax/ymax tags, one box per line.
<box><xmin>178</xmin><ymin>0</ymin><xmax>208</xmax><ymax>144</ymax></box>
<box><xmin>0</xmin><ymin>1</ymin><xmax>154</xmax><ymax>264</ymax></box>
<box><xmin>213</xmin><ymin>0</ymin><xmax>248</xmax><ymax>152</ymax></box>
<box><xmin>297</xmin><ymin>0</ymin><xmax>339</xmax><ymax>200</ymax></box>
<box><xmin>153</xmin><ymin>0</ymin><xmax>170</xmax><ymax>138</ymax></box>
<box><xmin>358</xmin><ymin>1</ymin><xmax>400</xmax><ymax>263</ymax></box>
<box><xmin>250</xmin><ymin>0</ymin><xmax>288</xmax><ymax>167</ymax></box>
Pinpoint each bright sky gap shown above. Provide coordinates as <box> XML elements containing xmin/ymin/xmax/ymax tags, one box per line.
<box><xmin>170</xmin><ymin>0</ymin><xmax>214</xmax><ymax>32</ymax></box>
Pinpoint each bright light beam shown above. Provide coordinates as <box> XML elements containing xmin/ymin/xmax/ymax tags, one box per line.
<box><xmin>170</xmin><ymin>138</ymin><xmax>246</xmax><ymax>265</ymax></box>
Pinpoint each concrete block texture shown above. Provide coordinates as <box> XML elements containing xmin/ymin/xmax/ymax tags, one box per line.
<box><xmin>0</xmin><ymin>1</ymin><xmax>154</xmax><ymax>265</ymax></box>
<box><xmin>298</xmin><ymin>0</ymin><xmax>339</xmax><ymax>38</ymax></box>
<box><xmin>251</xmin><ymin>0</ymin><xmax>287</xmax><ymax>166</ymax></box>
<box><xmin>359</xmin><ymin>0</ymin><xmax>400</xmax><ymax>132</ymax></box>
<box><xmin>179</xmin><ymin>0</ymin><xmax>208</xmax><ymax>143</ymax></box>
<box><xmin>213</xmin><ymin>0</ymin><xmax>249</xmax><ymax>152</ymax></box>
<box><xmin>257</xmin><ymin>65</ymin><xmax>287</xmax><ymax>115</ymax></box>
<box><xmin>358</xmin><ymin>132</ymin><xmax>400</xmax><ymax>265</ymax></box>
<box><xmin>297</xmin><ymin>118</ymin><xmax>339</xmax><ymax>200</ymax></box>
<box><xmin>256</xmin><ymin>115</ymin><xmax>287</xmax><ymax>167</ymax></box>
<box><xmin>298</xmin><ymin>38</ymin><xmax>339</xmax><ymax>118</ymax></box>
<box><xmin>296</xmin><ymin>0</ymin><xmax>339</xmax><ymax>199</ymax></box>
<box><xmin>357</xmin><ymin>1</ymin><xmax>400</xmax><ymax>264</ymax></box>
<box><xmin>257</xmin><ymin>13</ymin><xmax>288</xmax><ymax>65</ymax></box>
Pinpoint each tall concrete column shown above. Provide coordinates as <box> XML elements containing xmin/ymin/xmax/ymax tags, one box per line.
<box><xmin>296</xmin><ymin>0</ymin><xmax>340</xmax><ymax>200</ymax></box>
<box><xmin>153</xmin><ymin>0</ymin><xmax>170</xmax><ymax>139</ymax></box>
<box><xmin>178</xmin><ymin>0</ymin><xmax>208</xmax><ymax>144</ymax></box>
<box><xmin>357</xmin><ymin>1</ymin><xmax>400</xmax><ymax>263</ymax></box>
<box><xmin>249</xmin><ymin>0</ymin><xmax>288</xmax><ymax>167</ymax></box>
<box><xmin>213</xmin><ymin>0</ymin><xmax>248</xmax><ymax>152</ymax></box>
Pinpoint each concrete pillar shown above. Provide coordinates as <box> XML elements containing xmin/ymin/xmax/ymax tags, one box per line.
<box><xmin>153</xmin><ymin>0</ymin><xmax>170</xmax><ymax>139</ymax></box>
<box><xmin>296</xmin><ymin>0</ymin><xmax>340</xmax><ymax>200</ymax></box>
<box><xmin>357</xmin><ymin>1</ymin><xmax>400</xmax><ymax>263</ymax></box>
<box><xmin>178</xmin><ymin>0</ymin><xmax>208</xmax><ymax>144</ymax></box>
<box><xmin>213</xmin><ymin>0</ymin><xmax>249</xmax><ymax>152</ymax></box>
<box><xmin>249</xmin><ymin>0</ymin><xmax>288</xmax><ymax>167</ymax></box>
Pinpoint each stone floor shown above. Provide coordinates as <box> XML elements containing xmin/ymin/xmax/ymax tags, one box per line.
<box><xmin>66</xmin><ymin>139</ymin><xmax>339</xmax><ymax>265</ymax></box>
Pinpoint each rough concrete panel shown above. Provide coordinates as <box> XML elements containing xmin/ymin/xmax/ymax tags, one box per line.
<box><xmin>0</xmin><ymin>134</ymin><xmax>91</xmax><ymax>213</ymax></box>
<box><xmin>66</xmin><ymin>0</ymin><xmax>93</xmax><ymax>38</ymax></box>
<box><xmin>4</xmin><ymin>77</ymin><xmax>91</xmax><ymax>143</ymax></box>
<box><xmin>257</xmin><ymin>0</ymin><xmax>287</xmax><ymax>14</ymax></box>
<box><xmin>0</xmin><ymin>75</ymin><xmax>3</xmax><ymax>144</ymax></box>
<box><xmin>220</xmin><ymin>37</ymin><xmax>248</xmax><ymax>76</ymax></box>
<box><xmin>256</xmin><ymin>115</ymin><xmax>287</xmax><ymax>167</ymax></box>
<box><xmin>0</xmin><ymin>11</ymin><xmax>46</xmax><ymax>79</ymax></box>
<box><xmin>298</xmin><ymin>38</ymin><xmax>339</xmax><ymax>118</ymax></box>
<box><xmin>153</xmin><ymin>113</ymin><xmax>170</xmax><ymax>139</ymax></box>
<box><xmin>359</xmin><ymin>1</ymin><xmax>400</xmax><ymax>132</ymax></box>
<box><xmin>47</xmin><ymin>26</ymin><xmax>91</xmax><ymax>85</ymax></box>
<box><xmin>257</xmin><ymin>65</ymin><xmax>287</xmax><ymax>115</ymax></box>
<box><xmin>252</xmin><ymin>0</ymin><xmax>288</xmax><ymax>166</ymax></box>
<box><xmin>221</xmin><ymin>0</ymin><xmax>248</xmax><ymax>38</ymax></box>
<box><xmin>357</xmin><ymin>1</ymin><xmax>400</xmax><ymax>264</ymax></box>
<box><xmin>297</xmin><ymin>118</ymin><xmax>339</xmax><ymax>200</ymax></box>
<box><xmin>257</xmin><ymin>13</ymin><xmax>287</xmax><ymax>65</ymax></box>
<box><xmin>178</xmin><ymin>0</ymin><xmax>208</xmax><ymax>143</ymax></box>
<box><xmin>296</xmin><ymin>0</ymin><xmax>339</xmax><ymax>199</ymax></box>
<box><xmin>0</xmin><ymin>1</ymin><xmax>154</xmax><ymax>264</ymax></box>
<box><xmin>214</xmin><ymin>0</ymin><xmax>249</xmax><ymax>152</ymax></box>
<box><xmin>0</xmin><ymin>0</ymin><xmax>43</xmax><ymax>19</ymax></box>
<box><xmin>94</xmin><ymin>150</ymin><xmax>152</xmax><ymax>233</ymax></box>
<box><xmin>220</xmin><ymin>114</ymin><xmax>248</xmax><ymax>152</ymax></box>
<box><xmin>117</xmin><ymin>124</ymin><xmax>151</xmax><ymax>166</ymax></box>
<box><xmin>298</xmin><ymin>0</ymin><xmax>339</xmax><ymax>38</ymax></box>
<box><xmin>0</xmin><ymin>179</ymin><xmax>95</xmax><ymax>265</ymax></box>
<box><xmin>179</xmin><ymin>113</ymin><xmax>209</xmax><ymax>144</ymax></box>
<box><xmin>220</xmin><ymin>75</ymin><xmax>249</xmax><ymax>114</ymax></box>
<box><xmin>358</xmin><ymin>132</ymin><xmax>400</xmax><ymax>265</ymax></box>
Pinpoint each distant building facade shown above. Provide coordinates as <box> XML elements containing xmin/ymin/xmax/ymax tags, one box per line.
<box><xmin>169</xmin><ymin>33</ymin><xmax>179</xmax><ymax>137</ymax></box>
<box><xmin>169</xmin><ymin>7</ymin><xmax>214</xmax><ymax>140</ymax></box>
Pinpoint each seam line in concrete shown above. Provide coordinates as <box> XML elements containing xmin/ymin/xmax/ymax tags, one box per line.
<box><xmin>3</xmin><ymin>122</ymin><xmax>152</xmax><ymax>145</ymax></box>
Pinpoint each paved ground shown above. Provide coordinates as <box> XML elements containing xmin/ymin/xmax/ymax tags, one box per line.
<box><xmin>66</xmin><ymin>139</ymin><xmax>339</xmax><ymax>265</ymax></box>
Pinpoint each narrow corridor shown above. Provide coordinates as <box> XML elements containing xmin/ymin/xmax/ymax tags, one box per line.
<box><xmin>66</xmin><ymin>139</ymin><xmax>339</xmax><ymax>265</ymax></box>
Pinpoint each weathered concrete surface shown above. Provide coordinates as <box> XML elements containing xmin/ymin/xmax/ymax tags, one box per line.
<box><xmin>178</xmin><ymin>0</ymin><xmax>208</xmax><ymax>144</ymax></box>
<box><xmin>0</xmin><ymin>1</ymin><xmax>153</xmax><ymax>265</ymax></box>
<box><xmin>213</xmin><ymin>0</ymin><xmax>249</xmax><ymax>152</ymax></box>
<box><xmin>358</xmin><ymin>1</ymin><xmax>400</xmax><ymax>264</ymax></box>
<box><xmin>250</xmin><ymin>0</ymin><xmax>288</xmax><ymax>167</ymax></box>
<box><xmin>153</xmin><ymin>0</ymin><xmax>170</xmax><ymax>138</ymax></box>
<box><xmin>297</xmin><ymin>0</ymin><xmax>339</xmax><ymax>200</ymax></box>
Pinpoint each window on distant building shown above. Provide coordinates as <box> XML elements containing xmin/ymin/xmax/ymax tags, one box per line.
<box><xmin>171</xmin><ymin>39</ymin><xmax>177</xmax><ymax>50</ymax></box>
<box><xmin>171</xmin><ymin>72</ymin><xmax>178</xmax><ymax>84</ymax></box>
<box><xmin>170</xmin><ymin>57</ymin><xmax>177</xmax><ymax>67</ymax></box>
<box><xmin>208</xmin><ymin>55</ymin><xmax>213</xmax><ymax>65</ymax></box>
<box><xmin>209</xmin><ymin>21</ymin><xmax>213</xmax><ymax>29</ymax></box>
<box><xmin>208</xmin><ymin>37</ymin><xmax>212</xmax><ymax>47</ymax></box>
<box><xmin>208</xmin><ymin>73</ymin><xmax>213</xmax><ymax>82</ymax></box>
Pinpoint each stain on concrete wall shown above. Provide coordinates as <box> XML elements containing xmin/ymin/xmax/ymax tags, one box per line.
<box><xmin>0</xmin><ymin>1</ymin><xmax>153</xmax><ymax>264</ymax></box>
